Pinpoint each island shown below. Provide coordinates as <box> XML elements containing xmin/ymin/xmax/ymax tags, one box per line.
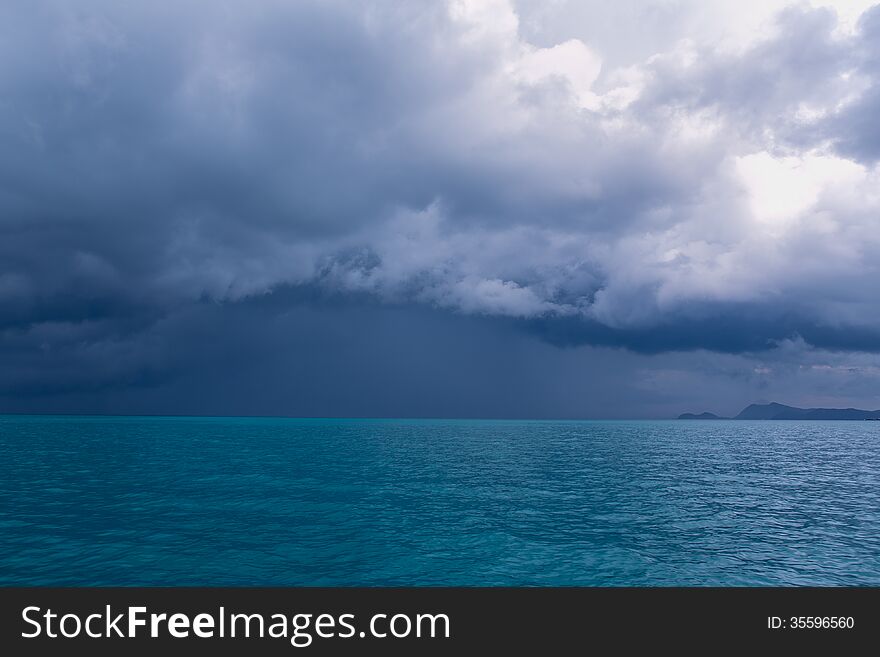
<box><xmin>678</xmin><ymin>402</ymin><xmax>880</xmax><ymax>420</ymax></box>
<box><xmin>678</xmin><ymin>412</ymin><xmax>726</xmax><ymax>420</ymax></box>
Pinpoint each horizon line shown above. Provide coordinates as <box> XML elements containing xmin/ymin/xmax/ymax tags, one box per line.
<box><xmin>0</xmin><ymin>412</ymin><xmax>677</xmax><ymax>421</ymax></box>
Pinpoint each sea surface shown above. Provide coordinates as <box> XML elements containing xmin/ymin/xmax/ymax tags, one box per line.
<box><xmin>1</xmin><ymin>415</ymin><xmax>878</xmax><ymax>586</ymax></box>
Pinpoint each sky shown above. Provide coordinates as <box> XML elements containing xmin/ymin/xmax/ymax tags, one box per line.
<box><xmin>2</xmin><ymin>0</ymin><xmax>880</xmax><ymax>418</ymax></box>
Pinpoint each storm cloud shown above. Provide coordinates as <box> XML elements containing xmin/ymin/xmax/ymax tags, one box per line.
<box><xmin>2</xmin><ymin>0</ymin><xmax>880</xmax><ymax>415</ymax></box>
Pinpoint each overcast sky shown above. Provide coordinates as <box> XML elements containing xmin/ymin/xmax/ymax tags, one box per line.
<box><xmin>2</xmin><ymin>0</ymin><xmax>880</xmax><ymax>417</ymax></box>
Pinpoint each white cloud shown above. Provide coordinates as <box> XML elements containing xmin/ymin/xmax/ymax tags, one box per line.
<box><xmin>515</xmin><ymin>39</ymin><xmax>603</xmax><ymax>109</ymax></box>
<box><xmin>735</xmin><ymin>151</ymin><xmax>867</xmax><ymax>228</ymax></box>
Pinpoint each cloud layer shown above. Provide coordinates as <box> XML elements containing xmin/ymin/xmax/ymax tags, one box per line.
<box><xmin>2</xmin><ymin>0</ymin><xmax>880</xmax><ymax>412</ymax></box>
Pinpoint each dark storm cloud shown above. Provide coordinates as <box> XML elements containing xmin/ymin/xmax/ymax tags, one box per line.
<box><xmin>0</xmin><ymin>291</ymin><xmax>662</xmax><ymax>418</ymax></box>
<box><xmin>2</xmin><ymin>0</ymin><xmax>880</xmax><ymax>413</ymax></box>
<box><xmin>527</xmin><ymin>308</ymin><xmax>880</xmax><ymax>354</ymax></box>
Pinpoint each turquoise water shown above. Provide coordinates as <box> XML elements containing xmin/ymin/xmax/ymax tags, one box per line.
<box><xmin>1</xmin><ymin>415</ymin><xmax>878</xmax><ymax>586</ymax></box>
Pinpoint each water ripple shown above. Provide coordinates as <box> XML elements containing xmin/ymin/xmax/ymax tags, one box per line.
<box><xmin>0</xmin><ymin>416</ymin><xmax>878</xmax><ymax>585</ymax></box>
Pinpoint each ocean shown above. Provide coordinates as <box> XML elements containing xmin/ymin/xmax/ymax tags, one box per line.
<box><xmin>1</xmin><ymin>415</ymin><xmax>878</xmax><ymax>586</ymax></box>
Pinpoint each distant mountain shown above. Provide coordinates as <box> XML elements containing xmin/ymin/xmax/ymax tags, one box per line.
<box><xmin>735</xmin><ymin>402</ymin><xmax>880</xmax><ymax>420</ymax></box>
<box><xmin>734</xmin><ymin>402</ymin><xmax>797</xmax><ymax>420</ymax></box>
<box><xmin>679</xmin><ymin>401</ymin><xmax>880</xmax><ymax>420</ymax></box>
